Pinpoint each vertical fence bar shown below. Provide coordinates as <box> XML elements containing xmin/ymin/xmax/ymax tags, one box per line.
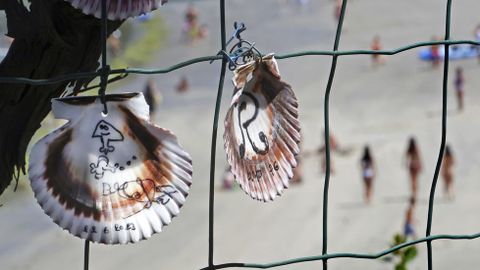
<box><xmin>425</xmin><ymin>0</ymin><xmax>452</xmax><ymax>269</ymax></box>
<box><xmin>208</xmin><ymin>0</ymin><xmax>228</xmax><ymax>268</ymax></box>
<box><xmin>99</xmin><ymin>0</ymin><xmax>109</xmax><ymax>113</ymax></box>
<box><xmin>84</xmin><ymin>240</ymin><xmax>90</xmax><ymax>270</ymax></box>
<box><xmin>322</xmin><ymin>1</ymin><xmax>348</xmax><ymax>269</ymax></box>
<box><xmin>84</xmin><ymin>0</ymin><xmax>109</xmax><ymax>268</ymax></box>
<box><xmin>100</xmin><ymin>0</ymin><xmax>108</xmax><ymax>72</ymax></box>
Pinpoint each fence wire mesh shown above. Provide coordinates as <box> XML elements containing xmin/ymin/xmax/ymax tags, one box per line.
<box><xmin>1</xmin><ymin>0</ymin><xmax>480</xmax><ymax>270</ymax></box>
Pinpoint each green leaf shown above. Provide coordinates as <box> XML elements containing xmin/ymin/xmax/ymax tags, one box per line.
<box><xmin>395</xmin><ymin>263</ymin><xmax>407</xmax><ymax>270</ymax></box>
<box><xmin>404</xmin><ymin>247</ymin><xmax>418</xmax><ymax>263</ymax></box>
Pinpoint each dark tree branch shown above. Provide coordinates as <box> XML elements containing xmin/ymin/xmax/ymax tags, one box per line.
<box><xmin>0</xmin><ymin>0</ymin><xmax>123</xmax><ymax>196</ymax></box>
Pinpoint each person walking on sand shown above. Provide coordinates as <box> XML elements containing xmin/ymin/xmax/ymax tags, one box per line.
<box><xmin>319</xmin><ymin>132</ymin><xmax>338</xmax><ymax>175</ymax></box>
<box><xmin>176</xmin><ymin>76</ymin><xmax>190</xmax><ymax>94</ymax></box>
<box><xmin>474</xmin><ymin>24</ymin><xmax>480</xmax><ymax>63</ymax></box>
<box><xmin>334</xmin><ymin>0</ymin><xmax>342</xmax><ymax>21</ymax></box>
<box><xmin>404</xmin><ymin>197</ymin><xmax>417</xmax><ymax>239</ymax></box>
<box><xmin>221</xmin><ymin>165</ymin><xmax>235</xmax><ymax>191</ymax></box>
<box><xmin>441</xmin><ymin>144</ymin><xmax>455</xmax><ymax>200</ymax></box>
<box><xmin>182</xmin><ymin>5</ymin><xmax>200</xmax><ymax>44</ymax></box>
<box><xmin>371</xmin><ymin>35</ymin><xmax>385</xmax><ymax>65</ymax></box>
<box><xmin>454</xmin><ymin>67</ymin><xmax>465</xmax><ymax>111</ymax></box>
<box><xmin>107</xmin><ymin>30</ymin><xmax>122</xmax><ymax>57</ymax></box>
<box><xmin>291</xmin><ymin>139</ymin><xmax>304</xmax><ymax>184</ymax></box>
<box><xmin>360</xmin><ymin>145</ymin><xmax>375</xmax><ymax>204</ymax></box>
<box><xmin>405</xmin><ymin>137</ymin><xmax>422</xmax><ymax>199</ymax></box>
<box><xmin>430</xmin><ymin>36</ymin><xmax>441</xmax><ymax>68</ymax></box>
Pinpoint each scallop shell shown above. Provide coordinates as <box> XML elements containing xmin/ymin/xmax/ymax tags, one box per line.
<box><xmin>224</xmin><ymin>54</ymin><xmax>301</xmax><ymax>202</ymax></box>
<box><xmin>28</xmin><ymin>92</ymin><xmax>192</xmax><ymax>244</ymax></box>
<box><xmin>65</xmin><ymin>0</ymin><xmax>168</xmax><ymax>20</ymax></box>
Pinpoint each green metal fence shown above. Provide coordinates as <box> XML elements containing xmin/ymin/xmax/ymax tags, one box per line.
<box><xmin>1</xmin><ymin>0</ymin><xmax>480</xmax><ymax>269</ymax></box>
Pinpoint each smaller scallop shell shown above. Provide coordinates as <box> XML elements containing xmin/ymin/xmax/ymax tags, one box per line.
<box><xmin>28</xmin><ymin>92</ymin><xmax>192</xmax><ymax>244</ymax></box>
<box><xmin>224</xmin><ymin>54</ymin><xmax>301</xmax><ymax>202</ymax></box>
<box><xmin>65</xmin><ymin>0</ymin><xmax>168</xmax><ymax>20</ymax></box>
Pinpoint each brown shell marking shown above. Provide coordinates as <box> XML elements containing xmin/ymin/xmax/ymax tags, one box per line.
<box><xmin>44</xmin><ymin>129</ymin><xmax>102</xmax><ymax>220</ymax></box>
<box><xmin>119</xmin><ymin>104</ymin><xmax>171</xmax><ymax>186</ymax></box>
<box><xmin>224</xmin><ymin>56</ymin><xmax>301</xmax><ymax>202</ymax></box>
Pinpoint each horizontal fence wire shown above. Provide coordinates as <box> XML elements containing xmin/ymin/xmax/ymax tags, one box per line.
<box><xmin>0</xmin><ymin>40</ymin><xmax>479</xmax><ymax>85</ymax></box>
<box><xmin>0</xmin><ymin>0</ymin><xmax>478</xmax><ymax>269</ymax></box>
<box><xmin>199</xmin><ymin>233</ymin><xmax>480</xmax><ymax>270</ymax></box>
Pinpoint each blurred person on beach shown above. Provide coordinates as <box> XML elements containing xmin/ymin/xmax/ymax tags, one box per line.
<box><xmin>182</xmin><ymin>5</ymin><xmax>199</xmax><ymax>43</ymax></box>
<box><xmin>291</xmin><ymin>140</ymin><xmax>304</xmax><ymax>184</ymax></box>
<box><xmin>454</xmin><ymin>67</ymin><xmax>465</xmax><ymax>111</ymax></box>
<box><xmin>404</xmin><ymin>197</ymin><xmax>417</xmax><ymax>239</ymax></box>
<box><xmin>474</xmin><ymin>24</ymin><xmax>480</xmax><ymax>62</ymax></box>
<box><xmin>360</xmin><ymin>145</ymin><xmax>375</xmax><ymax>204</ymax></box>
<box><xmin>182</xmin><ymin>5</ymin><xmax>207</xmax><ymax>44</ymax></box>
<box><xmin>291</xmin><ymin>164</ymin><xmax>303</xmax><ymax>184</ymax></box>
<box><xmin>143</xmin><ymin>78</ymin><xmax>162</xmax><ymax>116</ymax></box>
<box><xmin>198</xmin><ymin>24</ymin><xmax>209</xmax><ymax>40</ymax></box>
<box><xmin>405</xmin><ymin>137</ymin><xmax>422</xmax><ymax>199</ymax></box>
<box><xmin>430</xmin><ymin>36</ymin><xmax>441</xmax><ymax>68</ymax></box>
<box><xmin>319</xmin><ymin>131</ymin><xmax>338</xmax><ymax>174</ymax></box>
<box><xmin>334</xmin><ymin>0</ymin><xmax>342</xmax><ymax>21</ymax></box>
<box><xmin>441</xmin><ymin>144</ymin><xmax>455</xmax><ymax>200</ymax></box>
<box><xmin>184</xmin><ymin>4</ymin><xmax>198</xmax><ymax>29</ymax></box>
<box><xmin>108</xmin><ymin>29</ymin><xmax>122</xmax><ymax>57</ymax></box>
<box><xmin>371</xmin><ymin>35</ymin><xmax>385</xmax><ymax>65</ymax></box>
<box><xmin>176</xmin><ymin>76</ymin><xmax>190</xmax><ymax>93</ymax></box>
<box><xmin>221</xmin><ymin>165</ymin><xmax>235</xmax><ymax>190</ymax></box>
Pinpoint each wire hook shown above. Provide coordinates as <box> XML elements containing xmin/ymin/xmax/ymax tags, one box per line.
<box><xmin>225</xmin><ymin>21</ymin><xmax>246</xmax><ymax>48</ymax></box>
<box><xmin>210</xmin><ymin>22</ymin><xmax>263</xmax><ymax>71</ymax></box>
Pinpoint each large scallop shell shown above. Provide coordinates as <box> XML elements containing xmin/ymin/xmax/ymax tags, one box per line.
<box><xmin>28</xmin><ymin>92</ymin><xmax>192</xmax><ymax>244</ymax></box>
<box><xmin>65</xmin><ymin>0</ymin><xmax>168</xmax><ymax>20</ymax></box>
<box><xmin>224</xmin><ymin>54</ymin><xmax>301</xmax><ymax>202</ymax></box>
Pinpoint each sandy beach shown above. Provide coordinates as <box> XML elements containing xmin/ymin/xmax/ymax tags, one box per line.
<box><xmin>1</xmin><ymin>0</ymin><xmax>480</xmax><ymax>269</ymax></box>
